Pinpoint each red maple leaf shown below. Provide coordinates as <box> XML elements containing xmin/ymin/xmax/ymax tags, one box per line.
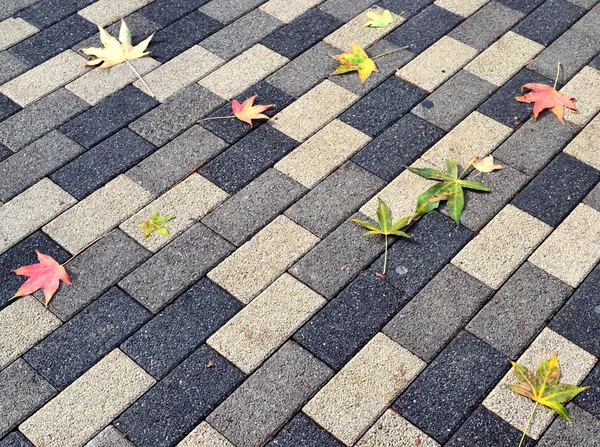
<box><xmin>231</xmin><ymin>95</ymin><xmax>274</xmax><ymax>127</ymax></box>
<box><xmin>11</xmin><ymin>251</ymin><xmax>72</xmax><ymax>306</ymax></box>
<box><xmin>515</xmin><ymin>83</ymin><xmax>577</xmax><ymax>124</ymax></box>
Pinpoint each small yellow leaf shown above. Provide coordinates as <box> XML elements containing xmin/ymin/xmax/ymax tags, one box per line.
<box><xmin>331</xmin><ymin>44</ymin><xmax>378</xmax><ymax>83</ymax></box>
<box><xmin>364</xmin><ymin>9</ymin><xmax>394</xmax><ymax>28</ymax></box>
<box><xmin>472</xmin><ymin>155</ymin><xmax>504</xmax><ymax>173</ymax></box>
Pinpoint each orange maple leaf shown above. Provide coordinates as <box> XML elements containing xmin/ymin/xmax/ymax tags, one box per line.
<box><xmin>231</xmin><ymin>95</ymin><xmax>274</xmax><ymax>127</ymax></box>
<box><xmin>516</xmin><ymin>83</ymin><xmax>577</xmax><ymax>124</ymax></box>
<box><xmin>11</xmin><ymin>251</ymin><xmax>72</xmax><ymax>307</ymax></box>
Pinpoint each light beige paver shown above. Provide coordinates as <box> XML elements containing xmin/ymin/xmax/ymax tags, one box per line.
<box><xmin>0</xmin><ymin>50</ymin><xmax>89</xmax><ymax>107</ymax></box>
<box><xmin>304</xmin><ymin>333</ymin><xmax>426</xmax><ymax>446</ymax></box>
<box><xmin>274</xmin><ymin>119</ymin><xmax>371</xmax><ymax>188</ymax></box>
<box><xmin>78</xmin><ymin>0</ymin><xmax>154</xmax><ymax>26</ymax></box>
<box><xmin>396</xmin><ymin>36</ymin><xmax>478</xmax><ymax>92</ymax></box>
<box><xmin>452</xmin><ymin>204</ymin><xmax>552</xmax><ymax>289</ymax></box>
<box><xmin>134</xmin><ymin>46</ymin><xmax>224</xmax><ymax>102</ymax></box>
<box><xmin>0</xmin><ymin>296</ymin><xmax>61</xmax><ymax>371</ymax></box>
<box><xmin>529</xmin><ymin>203</ymin><xmax>600</xmax><ymax>288</ymax></box>
<box><xmin>483</xmin><ymin>328</ymin><xmax>597</xmax><ymax>439</ymax></box>
<box><xmin>120</xmin><ymin>174</ymin><xmax>228</xmax><ymax>252</ymax></box>
<box><xmin>356</xmin><ymin>409</ymin><xmax>441</xmax><ymax>447</ymax></box>
<box><xmin>0</xmin><ymin>179</ymin><xmax>76</xmax><ymax>255</ymax></box>
<box><xmin>208</xmin><ymin>215</ymin><xmax>319</xmax><ymax>304</ymax></box>
<box><xmin>435</xmin><ymin>0</ymin><xmax>490</xmax><ymax>17</ymax></box>
<box><xmin>259</xmin><ymin>0</ymin><xmax>323</xmax><ymax>23</ymax></box>
<box><xmin>67</xmin><ymin>57</ymin><xmax>160</xmax><ymax>105</ymax></box>
<box><xmin>422</xmin><ymin>111</ymin><xmax>512</xmax><ymax>169</ymax></box>
<box><xmin>0</xmin><ymin>18</ymin><xmax>38</xmax><ymax>51</ymax></box>
<box><xmin>323</xmin><ymin>6</ymin><xmax>404</xmax><ymax>50</ymax></box>
<box><xmin>43</xmin><ymin>175</ymin><xmax>154</xmax><ymax>254</ymax></box>
<box><xmin>199</xmin><ymin>44</ymin><xmax>288</xmax><ymax>99</ymax></box>
<box><xmin>208</xmin><ymin>273</ymin><xmax>325</xmax><ymax>374</ymax></box>
<box><xmin>85</xmin><ymin>426</ymin><xmax>135</xmax><ymax>447</ymax></box>
<box><xmin>464</xmin><ymin>31</ymin><xmax>544</xmax><ymax>86</ymax></box>
<box><xmin>564</xmin><ymin>112</ymin><xmax>600</xmax><ymax>170</ymax></box>
<box><xmin>270</xmin><ymin>80</ymin><xmax>358</xmax><ymax>142</ymax></box>
<box><xmin>20</xmin><ymin>349</ymin><xmax>155</xmax><ymax>447</ymax></box>
<box><xmin>561</xmin><ymin>66</ymin><xmax>600</xmax><ymax>126</ymax></box>
<box><xmin>177</xmin><ymin>422</ymin><xmax>234</xmax><ymax>447</ymax></box>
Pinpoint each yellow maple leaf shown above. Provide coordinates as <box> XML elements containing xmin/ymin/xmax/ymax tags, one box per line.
<box><xmin>331</xmin><ymin>44</ymin><xmax>378</xmax><ymax>84</ymax></box>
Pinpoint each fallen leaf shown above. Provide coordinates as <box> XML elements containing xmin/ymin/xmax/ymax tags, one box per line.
<box><xmin>364</xmin><ymin>9</ymin><xmax>394</xmax><ymax>28</ymax></box>
<box><xmin>331</xmin><ymin>44</ymin><xmax>378</xmax><ymax>83</ymax></box>
<box><xmin>140</xmin><ymin>212</ymin><xmax>176</xmax><ymax>238</ymax></box>
<box><xmin>10</xmin><ymin>251</ymin><xmax>72</xmax><ymax>307</ymax></box>
<box><xmin>509</xmin><ymin>354</ymin><xmax>588</xmax><ymax>421</ymax></box>
<box><xmin>82</xmin><ymin>19</ymin><xmax>154</xmax><ymax>69</ymax></box>
<box><xmin>472</xmin><ymin>155</ymin><xmax>504</xmax><ymax>173</ymax></box>
<box><xmin>232</xmin><ymin>95</ymin><xmax>275</xmax><ymax>127</ymax></box>
<box><xmin>207</xmin><ymin>360</ymin><xmax>215</xmax><ymax>368</ymax></box>
<box><xmin>516</xmin><ymin>83</ymin><xmax>577</xmax><ymax>124</ymax></box>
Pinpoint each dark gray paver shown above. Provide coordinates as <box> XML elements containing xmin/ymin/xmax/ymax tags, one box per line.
<box><xmin>377</xmin><ymin>0</ymin><xmax>433</xmax><ymax>18</ymax></box>
<box><xmin>207</xmin><ymin>341</ymin><xmax>333</xmax><ymax>447</ymax></box>
<box><xmin>200</xmin><ymin>0</ymin><xmax>266</xmax><ymax>25</ymax></box>
<box><xmin>513</xmin><ymin>0</ymin><xmax>585</xmax><ymax>46</ymax></box>
<box><xmin>266</xmin><ymin>412</ymin><xmax>343</xmax><ymax>447</ymax></box>
<box><xmin>0</xmin><ymin>144</ymin><xmax>10</xmax><ymax>162</ymax></box>
<box><xmin>584</xmin><ymin>182</ymin><xmax>600</xmax><ymax>212</ymax></box>
<box><xmin>319</xmin><ymin>0</ymin><xmax>379</xmax><ymax>21</ymax></box>
<box><xmin>537</xmin><ymin>404</ymin><xmax>600</xmax><ymax>447</ymax></box>
<box><xmin>138</xmin><ymin>0</ymin><xmax>210</xmax><ymax>27</ymax></box>
<box><xmin>0</xmin><ymin>432</ymin><xmax>34</xmax><ymax>447</ymax></box>
<box><xmin>0</xmin><ymin>93</ymin><xmax>20</xmax><ymax>122</ymax></box>
<box><xmin>575</xmin><ymin>363</ymin><xmax>600</xmax><ymax>418</ymax></box>
<box><xmin>497</xmin><ymin>0</ymin><xmax>545</xmax><ymax>13</ymax></box>
<box><xmin>0</xmin><ymin>51</ymin><xmax>29</xmax><ymax>85</ymax></box>
<box><xmin>0</xmin><ymin>0</ymin><xmax>38</xmax><ymax>21</ymax></box>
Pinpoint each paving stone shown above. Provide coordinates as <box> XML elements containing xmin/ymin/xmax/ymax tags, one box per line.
<box><xmin>24</xmin><ymin>287</ymin><xmax>151</xmax><ymax>390</ymax></box>
<box><xmin>0</xmin><ymin>0</ymin><xmax>38</xmax><ymax>21</ymax></box>
<box><xmin>575</xmin><ymin>362</ymin><xmax>600</xmax><ymax>418</ymax></box>
<box><xmin>377</xmin><ymin>0</ymin><xmax>434</xmax><ymax>17</ymax></box>
<box><xmin>0</xmin><ymin>51</ymin><xmax>28</xmax><ymax>85</ymax></box>
<box><xmin>538</xmin><ymin>404</ymin><xmax>600</xmax><ymax>446</ymax></box>
<box><xmin>497</xmin><ymin>0</ymin><xmax>546</xmax><ymax>12</ymax></box>
<box><xmin>119</xmin><ymin>223</ymin><xmax>234</xmax><ymax>312</ymax></box>
<box><xmin>567</xmin><ymin>0</ymin><xmax>598</xmax><ymax>7</ymax></box>
<box><xmin>208</xmin><ymin>215</ymin><xmax>319</xmax><ymax>303</ymax></box>
<box><xmin>468</xmin><ymin>262</ymin><xmax>573</xmax><ymax>359</ymax></box>
<box><xmin>43</xmin><ymin>229</ymin><xmax>150</xmax><ymax>321</ymax></box>
<box><xmin>85</xmin><ymin>426</ymin><xmax>134</xmax><ymax>447</ymax></box>
<box><xmin>176</xmin><ymin>422</ymin><xmax>234</xmax><ymax>447</ymax></box>
<box><xmin>203</xmin><ymin>169</ymin><xmax>305</xmax><ymax>246</ymax></box>
<box><xmin>127</xmin><ymin>125</ymin><xmax>228</xmax><ymax>196</ymax></box>
<box><xmin>275</xmin><ymin>119</ymin><xmax>371</xmax><ymax>188</ymax></box>
<box><xmin>285</xmin><ymin>161</ymin><xmax>385</xmax><ymax>238</ymax></box>
<box><xmin>129</xmin><ymin>84</ymin><xmax>224</xmax><ymax>147</ymax></box>
<box><xmin>434</xmin><ymin>0</ymin><xmax>489</xmax><ymax>16</ymax></box>
<box><xmin>445</xmin><ymin>406</ymin><xmax>534</xmax><ymax>447</ymax></box>
<box><xmin>0</xmin><ymin>144</ymin><xmax>11</xmax><ymax>162</ymax></box>
<box><xmin>121</xmin><ymin>278</ymin><xmax>242</xmax><ymax>379</ymax></box>
<box><xmin>513</xmin><ymin>0</ymin><xmax>585</xmax><ymax>45</ymax></box>
<box><xmin>305</xmin><ymin>333</ymin><xmax>425</xmax><ymax>445</ymax></box>
<box><xmin>20</xmin><ymin>349</ymin><xmax>155</xmax><ymax>447</ymax></box>
<box><xmin>289</xmin><ymin>215</ymin><xmax>385</xmax><ymax>299</ymax></box>
<box><xmin>319</xmin><ymin>0</ymin><xmax>380</xmax><ymax>21</ymax></box>
<box><xmin>0</xmin><ymin>93</ymin><xmax>20</xmax><ymax>122</ymax></box>
<box><xmin>78</xmin><ymin>0</ymin><xmax>154</xmax><ymax>27</ymax></box>
<box><xmin>0</xmin><ymin>18</ymin><xmax>37</xmax><ymax>52</ymax></box>
<box><xmin>0</xmin><ymin>88</ymin><xmax>89</xmax><ymax>151</ymax></box>
<box><xmin>295</xmin><ymin>271</ymin><xmax>410</xmax><ymax>370</ymax></box>
<box><xmin>590</xmin><ymin>52</ymin><xmax>600</xmax><ymax>69</ymax></box>
<box><xmin>561</xmin><ymin>65</ymin><xmax>600</xmax><ymax>126</ymax></box>
<box><xmin>512</xmin><ymin>153</ymin><xmax>600</xmax><ymax>227</ymax></box>
<box><xmin>200</xmin><ymin>124</ymin><xmax>298</xmax><ymax>194</ymax></box>
<box><xmin>0</xmin><ymin>432</ymin><xmax>34</xmax><ymax>447</ymax></box>
<box><xmin>529</xmin><ymin>203</ymin><xmax>600</xmax><ymax>287</ymax></box>
<box><xmin>200</xmin><ymin>0</ymin><xmax>266</xmax><ymax>24</ymax></box>
<box><xmin>384</xmin><ymin>264</ymin><xmax>493</xmax><ymax>361</ymax></box>
<box><xmin>138</xmin><ymin>0</ymin><xmax>209</xmax><ymax>27</ymax></box>
<box><xmin>584</xmin><ymin>182</ymin><xmax>600</xmax><ymax>211</ymax></box>
<box><xmin>356</xmin><ymin>409</ymin><xmax>441</xmax><ymax>447</ymax></box>
<box><xmin>260</xmin><ymin>0</ymin><xmax>324</xmax><ymax>23</ymax></box>
<box><xmin>0</xmin><ymin>179</ymin><xmax>76</xmax><ymax>255</ymax></box>
<box><xmin>201</xmin><ymin>9</ymin><xmax>283</xmax><ymax>60</ymax></box>
<box><xmin>266</xmin><ymin>412</ymin><xmax>344</xmax><ymax>447</ymax></box>
<box><xmin>422</xmin><ymin>111</ymin><xmax>512</xmax><ymax>169</ymax></box>
<box><xmin>262</xmin><ymin>8</ymin><xmax>343</xmax><ymax>59</ymax></box>
<box><xmin>209</xmin><ymin>341</ymin><xmax>332</xmax><ymax>447</ymax></box>
<box><xmin>121</xmin><ymin>173</ymin><xmax>228</xmax><ymax>252</ymax></box>
<box><xmin>0</xmin><ymin>131</ymin><xmax>85</xmax><ymax>202</ymax></box>
<box><xmin>549</xmin><ymin>259</ymin><xmax>600</xmax><ymax>357</ymax></box>
<box><xmin>564</xmin><ymin>112</ymin><xmax>600</xmax><ymax>170</ymax></box>
<box><xmin>16</xmin><ymin>0</ymin><xmax>95</xmax><ymax>29</ymax></box>
<box><xmin>452</xmin><ymin>204</ymin><xmax>551</xmax><ymax>289</ymax></box>
<box><xmin>42</xmin><ymin>175</ymin><xmax>153</xmax><ymax>254</ymax></box>
<box><xmin>483</xmin><ymin>327</ymin><xmax>596</xmax><ymax>439</ymax></box>
<box><xmin>51</xmin><ymin>129</ymin><xmax>157</xmax><ymax>200</ymax></box>
<box><xmin>0</xmin><ymin>359</ymin><xmax>56</xmax><ymax>439</ymax></box>
<box><xmin>199</xmin><ymin>44</ymin><xmax>288</xmax><ymax>99</ymax></box>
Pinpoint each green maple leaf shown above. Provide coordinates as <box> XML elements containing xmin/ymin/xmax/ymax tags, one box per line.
<box><xmin>331</xmin><ymin>44</ymin><xmax>378</xmax><ymax>83</ymax></box>
<box><xmin>351</xmin><ymin>198</ymin><xmax>412</xmax><ymax>275</ymax></box>
<box><xmin>140</xmin><ymin>212</ymin><xmax>176</xmax><ymax>238</ymax></box>
<box><xmin>406</xmin><ymin>159</ymin><xmax>490</xmax><ymax>224</ymax></box>
<box><xmin>364</xmin><ymin>9</ymin><xmax>394</xmax><ymax>28</ymax></box>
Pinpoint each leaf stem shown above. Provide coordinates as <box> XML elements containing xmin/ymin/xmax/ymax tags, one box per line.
<box><xmin>62</xmin><ymin>231</ymin><xmax>113</xmax><ymax>267</ymax></box>
<box><xmin>125</xmin><ymin>60</ymin><xmax>155</xmax><ymax>98</ymax></box>
<box><xmin>459</xmin><ymin>159</ymin><xmax>474</xmax><ymax>179</ymax></box>
<box><xmin>553</xmin><ymin>62</ymin><xmax>562</xmax><ymax>90</ymax></box>
<box><xmin>371</xmin><ymin>46</ymin><xmax>409</xmax><ymax>60</ymax></box>
<box><xmin>198</xmin><ymin>116</ymin><xmax>236</xmax><ymax>122</ymax></box>
<box><xmin>383</xmin><ymin>234</ymin><xmax>388</xmax><ymax>275</ymax></box>
<box><xmin>518</xmin><ymin>401</ymin><xmax>539</xmax><ymax>447</ymax></box>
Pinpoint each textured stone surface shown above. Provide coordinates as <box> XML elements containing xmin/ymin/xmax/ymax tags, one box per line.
<box><xmin>356</xmin><ymin>409</ymin><xmax>440</xmax><ymax>447</ymax></box>
<box><xmin>176</xmin><ymin>422</ymin><xmax>234</xmax><ymax>447</ymax></box>
<box><xmin>560</xmin><ymin>65</ymin><xmax>600</xmax><ymax>126</ymax></box>
<box><xmin>0</xmin><ymin>18</ymin><xmax>38</xmax><ymax>51</ymax></box>
<box><xmin>564</xmin><ymin>112</ymin><xmax>600</xmax><ymax>170</ymax></box>
<box><xmin>266</xmin><ymin>412</ymin><xmax>344</xmax><ymax>447</ymax></box>
<box><xmin>78</xmin><ymin>0</ymin><xmax>154</xmax><ymax>26</ymax></box>
<box><xmin>537</xmin><ymin>404</ymin><xmax>600</xmax><ymax>447</ymax></box>
<box><xmin>85</xmin><ymin>426</ymin><xmax>134</xmax><ymax>447</ymax></box>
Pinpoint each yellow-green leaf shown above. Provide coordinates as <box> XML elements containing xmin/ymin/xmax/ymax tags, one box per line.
<box><xmin>331</xmin><ymin>44</ymin><xmax>378</xmax><ymax>83</ymax></box>
<box><xmin>140</xmin><ymin>212</ymin><xmax>176</xmax><ymax>239</ymax></box>
<box><xmin>364</xmin><ymin>9</ymin><xmax>394</xmax><ymax>28</ymax></box>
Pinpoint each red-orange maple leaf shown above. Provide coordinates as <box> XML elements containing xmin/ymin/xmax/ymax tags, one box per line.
<box><xmin>232</xmin><ymin>95</ymin><xmax>274</xmax><ymax>127</ymax></box>
<box><xmin>11</xmin><ymin>251</ymin><xmax>72</xmax><ymax>307</ymax></box>
<box><xmin>516</xmin><ymin>83</ymin><xmax>577</xmax><ymax>124</ymax></box>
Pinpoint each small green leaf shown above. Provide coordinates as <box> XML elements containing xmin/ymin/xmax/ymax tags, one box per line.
<box><xmin>458</xmin><ymin>179</ymin><xmax>490</xmax><ymax>192</ymax></box>
<box><xmin>140</xmin><ymin>212</ymin><xmax>176</xmax><ymax>239</ymax></box>
<box><xmin>414</xmin><ymin>183</ymin><xmax>446</xmax><ymax>217</ymax></box>
<box><xmin>350</xmin><ymin>218</ymin><xmax>381</xmax><ymax>233</ymax></box>
<box><xmin>446</xmin><ymin>158</ymin><xmax>459</xmax><ymax>179</ymax></box>
<box><xmin>406</xmin><ymin>166</ymin><xmax>454</xmax><ymax>182</ymax></box>
<box><xmin>364</xmin><ymin>9</ymin><xmax>394</xmax><ymax>28</ymax></box>
<box><xmin>376</xmin><ymin>198</ymin><xmax>393</xmax><ymax>233</ymax></box>
<box><xmin>446</xmin><ymin>182</ymin><xmax>464</xmax><ymax>225</ymax></box>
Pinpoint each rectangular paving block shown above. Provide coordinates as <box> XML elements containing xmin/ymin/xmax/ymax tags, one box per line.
<box><xmin>176</xmin><ymin>422</ymin><xmax>235</xmax><ymax>447</ymax></box>
<box><xmin>78</xmin><ymin>0</ymin><xmax>153</xmax><ymax>26</ymax></box>
<box><xmin>319</xmin><ymin>0</ymin><xmax>380</xmax><ymax>21</ymax></box>
<box><xmin>305</xmin><ymin>333</ymin><xmax>425</xmax><ymax>445</ymax></box>
<box><xmin>16</xmin><ymin>0</ymin><xmax>96</xmax><ymax>30</ymax></box>
<box><xmin>0</xmin><ymin>432</ymin><xmax>34</xmax><ymax>447</ymax></box>
<box><xmin>208</xmin><ymin>215</ymin><xmax>319</xmax><ymax>303</ymax></box>
<box><xmin>138</xmin><ymin>0</ymin><xmax>209</xmax><ymax>27</ymax></box>
<box><xmin>376</xmin><ymin>0</ymin><xmax>433</xmax><ymax>17</ymax></box>
<box><xmin>561</xmin><ymin>66</ymin><xmax>600</xmax><ymax>126</ymax></box>
<box><xmin>538</xmin><ymin>403</ymin><xmax>600</xmax><ymax>447</ymax></box>
<box><xmin>435</xmin><ymin>0</ymin><xmax>489</xmax><ymax>16</ymax></box>
<box><xmin>86</xmin><ymin>426</ymin><xmax>134</xmax><ymax>447</ymax></box>
<box><xmin>0</xmin><ymin>18</ymin><xmax>38</xmax><ymax>51</ymax></box>
<box><xmin>121</xmin><ymin>173</ymin><xmax>228</xmax><ymax>252</ymax></box>
<box><xmin>564</xmin><ymin>112</ymin><xmax>600</xmax><ymax>170</ymax></box>
<box><xmin>584</xmin><ymin>182</ymin><xmax>600</xmax><ymax>212</ymax></box>
<box><xmin>0</xmin><ymin>359</ymin><xmax>56</xmax><ymax>439</ymax></box>
<box><xmin>464</xmin><ymin>31</ymin><xmax>545</xmax><ymax>86</ymax></box>
<box><xmin>529</xmin><ymin>203</ymin><xmax>600</xmax><ymax>287</ymax></box>
<box><xmin>275</xmin><ymin>119</ymin><xmax>371</xmax><ymax>188</ymax></box>
<box><xmin>483</xmin><ymin>328</ymin><xmax>597</xmax><ymax>439</ymax></box>
<box><xmin>0</xmin><ymin>178</ymin><xmax>76</xmax><ymax>255</ymax></box>
<box><xmin>452</xmin><ymin>204</ymin><xmax>551</xmax><ymax>289</ymax></box>
<box><xmin>119</xmin><ymin>223</ymin><xmax>234</xmax><ymax>312</ymax></box>
<box><xmin>121</xmin><ymin>277</ymin><xmax>242</xmax><ymax>379</ymax></box>
<box><xmin>208</xmin><ymin>341</ymin><xmax>333</xmax><ymax>447</ymax></box>
<box><xmin>266</xmin><ymin>413</ymin><xmax>344</xmax><ymax>447</ymax></box>
<box><xmin>575</xmin><ymin>362</ymin><xmax>600</xmax><ymax>418</ymax></box>
<box><xmin>260</xmin><ymin>0</ymin><xmax>323</xmax><ymax>23</ymax></box>
<box><xmin>42</xmin><ymin>175</ymin><xmax>153</xmax><ymax>254</ymax></box>
<box><xmin>20</xmin><ymin>349</ymin><xmax>155</xmax><ymax>447</ymax></box>
<box><xmin>0</xmin><ymin>92</ymin><xmax>20</xmax><ymax>122</ymax></box>
<box><xmin>356</xmin><ymin>409</ymin><xmax>441</xmax><ymax>447</ymax></box>
<box><xmin>202</xmin><ymin>169</ymin><xmax>306</xmax><ymax>246</ymax></box>
<box><xmin>200</xmin><ymin>0</ymin><xmax>266</xmax><ymax>24</ymax></box>
<box><xmin>497</xmin><ymin>0</ymin><xmax>546</xmax><ymax>12</ymax></box>
<box><xmin>208</xmin><ymin>274</ymin><xmax>325</xmax><ymax>373</ymax></box>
